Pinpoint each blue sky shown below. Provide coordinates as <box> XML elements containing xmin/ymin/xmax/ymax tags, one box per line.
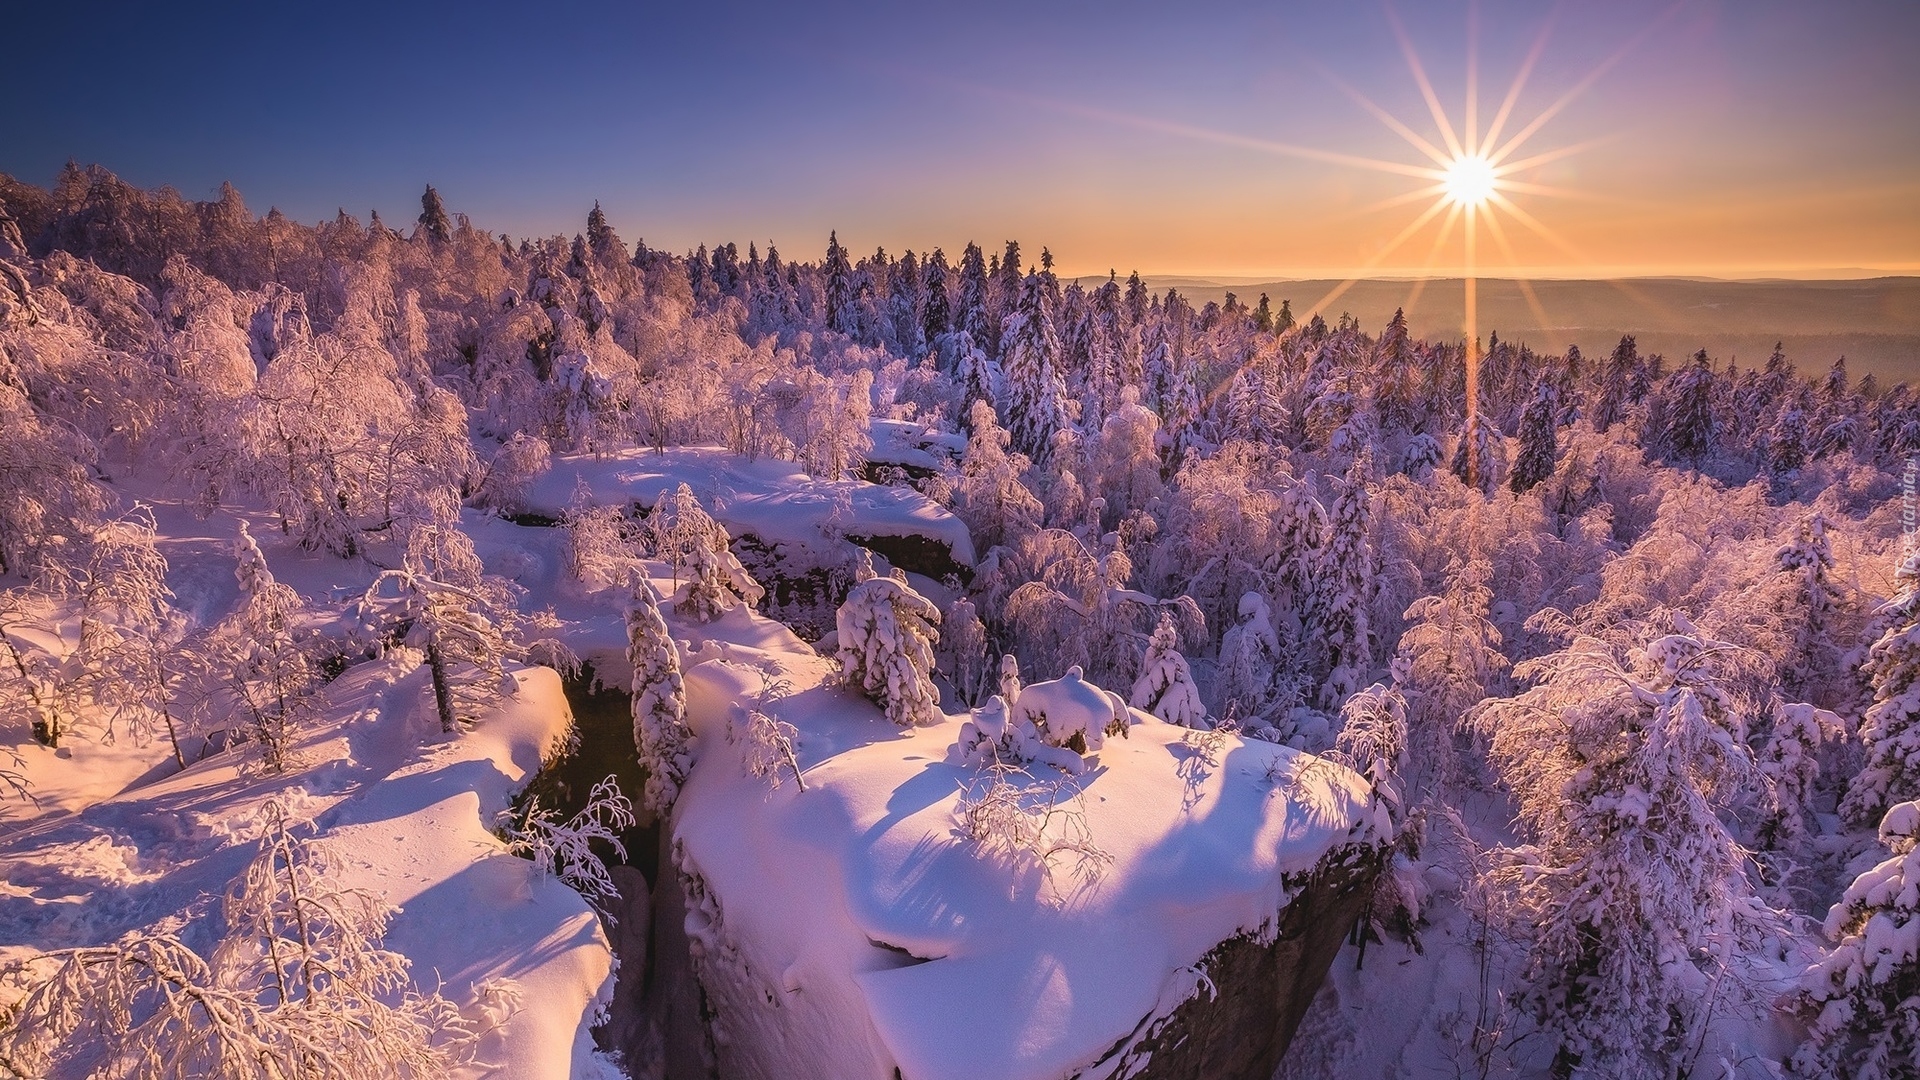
<box><xmin>6</xmin><ymin>0</ymin><xmax>1917</xmax><ymax>277</ymax></box>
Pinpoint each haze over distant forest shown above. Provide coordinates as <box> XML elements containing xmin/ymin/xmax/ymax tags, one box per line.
<box><xmin>1087</xmin><ymin>275</ymin><xmax>1920</xmax><ymax>384</ymax></box>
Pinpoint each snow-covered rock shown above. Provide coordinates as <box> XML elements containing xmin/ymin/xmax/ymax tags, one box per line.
<box><xmin>657</xmin><ymin>603</ymin><xmax>1385</xmax><ymax>1080</ymax></box>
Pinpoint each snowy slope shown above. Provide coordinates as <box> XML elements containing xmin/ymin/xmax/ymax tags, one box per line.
<box><xmin>650</xmin><ymin>578</ymin><xmax>1379</xmax><ymax>1080</ymax></box>
<box><xmin>0</xmin><ymin>658</ymin><xmax>614</xmax><ymax>1079</ymax></box>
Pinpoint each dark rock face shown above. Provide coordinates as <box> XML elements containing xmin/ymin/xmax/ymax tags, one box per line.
<box><xmin>1085</xmin><ymin>845</ymin><xmax>1381</xmax><ymax>1080</ymax></box>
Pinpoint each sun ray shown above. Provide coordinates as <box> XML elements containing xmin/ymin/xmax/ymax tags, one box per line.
<box><xmin>1493</xmin><ymin>133</ymin><xmax>1621</xmax><ymax>176</ymax></box>
<box><xmin>1385</xmin><ymin>5</ymin><xmax>1466</xmax><ymax>160</ymax></box>
<box><xmin>1316</xmin><ymin>66</ymin><xmax>1456</xmax><ymax>169</ymax></box>
<box><xmin>1491</xmin><ymin>178</ymin><xmax>1628</xmax><ymax>203</ymax></box>
<box><xmin>1479</xmin><ymin>6</ymin><xmax>1557</xmax><ymax>157</ymax></box>
<box><xmin>905</xmin><ymin>71</ymin><xmax>1449</xmax><ymax>181</ymax></box>
<box><xmin>1488</xmin><ymin>0</ymin><xmax>1686</xmax><ymax>166</ymax></box>
<box><xmin>1465</xmin><ymin>0</ymin><xmax>1479</xmax><ymax>155</ymax></box>
<box><xmin>1488</xmin><ymin>190</ymin><xmax>1684</xmax><ymax>327</ymax></box>
<box><xmin>1325</xmin><ymin>182</ymin><xmax>1452</xmax><ymax>225</ymax></box>
<box><xmin>1401</xmin><ymin>201</ymin><xmax>1463</xmax><ymax>315</ymax></box>
<box><xmin>1480</xmin><ymin>204</ymin><xmax>1559</xmax><ymax>334</ymax></box>
<box><xmin>1305</xmin><ymin>195</ymin><xmax>1454</xmax><ymax>322</ymax></box>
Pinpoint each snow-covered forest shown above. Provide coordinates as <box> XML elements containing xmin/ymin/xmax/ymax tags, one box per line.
<box><xmin>3</xmin><ymin>165</ymin><xmax>1920</xmax><ymax>1080</ymax></box>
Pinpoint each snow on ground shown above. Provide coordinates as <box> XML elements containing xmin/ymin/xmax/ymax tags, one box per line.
<box><xmin>0</xmin><ymin>656</ymin><xmax>614</xmax><ymax>1079</ymax></box>
<box><xmin>528</xmin><ymin>445</ymin><xmax>976</xmax><ymax>566</ymax></box>
<box><xmin>636</xmin><ymin>567</ymin><xmax>1380</xmax><ymax>1080</ymax></box>
<box><xmin>0</xmin><ymin>484</ymin><xmax>617</xmax><ymax>1080</ymax></box>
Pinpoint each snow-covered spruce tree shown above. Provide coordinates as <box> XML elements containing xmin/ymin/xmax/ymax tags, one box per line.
<box><xmin>1216</xmin><ymin>591</ymin><xmax>1280</xmax><ymax>725</ymax></box>
<box><xmin>1130</xmin><ymin>611</ymin><xmax>1207</xmax><ymax>728</ymax></box>
<box><xmin>1759</xmin><ymin>701</ymin><xmax>1843</xmax><ymax>849</ymax></box>
<box><xmin>1470</xmin><ymin>614</ymin><xmax>1774</xmax><ymax>1080</ymax></box>
<box><xmin>1793</xmin><ymin>800</ymin><xmax>1920</xmax><ymax>1079</ymax></box>
<box><xmin>836</xmin><ymin>564</ymin><xmax>943</xmax><ymax>727</ymax></box>
<box><xmin>1265</xmin><ymin>476</ymin><xmax>1329</xmax><ymax>642</ymax></box>
<box><xmin>357</xmin><ymin>524</ymin><xmax>517</xmax><ymax>734</ymax></box>
<box><xmin>1661</xmin><ymin>349</ymin><xmax>1717</xmax><ymax>470</ymax></box>
<box><xmin>1511</xmin><ymin>375</ymin><xmax>1560</xmax><ymax>494</ymax></box>
<box><xmin>417</xmin><ymin>184</ymin><xmax>452</xmax><ymax>243</ymax></box>
<box><xmin>197</xmin><ymin>521</ymin><xmax>321</xmax><ymax>772</ymax></box>
<box><xmin>1843</xmin><ymin>554</ymin><xmax>1920</xmax><ymax>827</ymax></box>
<box><xmin>1775</xmin><ymin>512</ymin><xmax>1844</xmax><ymax>698</ymax></box>
<box><xmin>1318</xmin><ymin>456</ymin><xmax>1375</xmax><ymax>705</ymax></box>
<box><xmin>627</xmin><ymin>577</ymin><xmax>692</xmax><ymax>816</ymax></box>
<box><xmin>1449</xmin><ymin>412</ymin><xmax>1507</xmax><ymax>495</ymax></box>
<box><xmin>999</xmin><ymin>269</ymin><xmax>1070</xmax><ymax>465</ymax></box>
<box><xmin>0</xmin><ymin>802</ymin><xmax>474</xmax><ymax>1078</ymax></box>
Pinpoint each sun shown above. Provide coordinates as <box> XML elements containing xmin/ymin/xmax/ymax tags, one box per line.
<box><xmin>1442</xmin><ymin>153</ymin><xmax>1497</xmax><ymax>208</ymax></box>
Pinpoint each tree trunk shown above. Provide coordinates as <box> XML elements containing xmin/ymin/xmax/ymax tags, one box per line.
<box><xmin>427</xmin><ymin>637</ymin><xmax>457</xmax><ymax>733</ymax></box>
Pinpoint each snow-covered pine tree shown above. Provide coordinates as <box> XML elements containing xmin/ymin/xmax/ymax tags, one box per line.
<box><xmin>836</xmin><ymin>568</ymin><xmax>943</xmax><ymax>727</ymax></box>
<box><xmin>824</xmin><ymin>230</ymin><xmax>853</xmax><ymax>334</ymax></box>
<box><xmin>1511</xmin><ymin>375</ymin><xmax>1560</xmax><ymax>493</ymax></box>
<box><xmin>1471</xmin><ymin>614</ymin><xmax>1773</xmax><ymax>1079</ymax></box>
<box><xmin>1759</xmin><ymin>700</ymin><xmax>1842</xmax><ymax>849</ymax></box>
<box><xmin>1591</xmin><ymin>334</ymin><xmax>1639</xmax><ymax>434</ymax></box>
<box><xmin>627</xmin><ymin>577</ymin><xmax>692</xmax><ymax>817</ymax></box>
<box><xmin>1449</xmin><ymin>412</ymin><xmax>1506</xmax><ymax>495</ymax></box>
<box><xmin>1793</xmin><ymin>799</ymin><xmax>1920</xmax><ymax>1079</ymax></box>
<box><xmin>1843</xmin><ymin>553</ymin><xmax>1920</xmax><ymax>827</ymax></box>
<box><xmin>1129</xmin><ymin>611</ymin><xmax>1206</xmax><ymax>728</ymax></box>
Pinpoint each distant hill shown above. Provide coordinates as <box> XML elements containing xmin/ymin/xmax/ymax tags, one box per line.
<box><xmin>1071</xmin><ymin>275</ymin><xmax>1920</xmax><ymax>384</ymax></box>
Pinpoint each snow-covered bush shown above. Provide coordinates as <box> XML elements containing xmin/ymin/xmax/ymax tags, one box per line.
<box><xmin>941</xmin><ymin>593</ymin><xmax>991</xmax><ymax>707</ymax></box>
<box><xmin>627</xmin><ymin>578</ymin><xmax>691</xmax><ymax>816</ymax></box>
<box><xmin>729</xmin><ymin>703</ymin><xmax>806</xmax><ymax>792</ymax></box>
<box><xmin>835</xmin><ymin>566</ymin><xmax>942</xmax><ymax>727</ymax></box>
<box><xmin>0</xmin><ymin>803</ymin><xmax>476</xmax><ymax>1078</ymax></box>
<box><xmin>1793</xmin><ymin>800</ymin><xmax>1920</xmax><ymax>1079</ymax></box>
<box><xmin>498</xmin><ymin>774</ymin><xmax>636</xmax><ymax>914</ymax></box>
